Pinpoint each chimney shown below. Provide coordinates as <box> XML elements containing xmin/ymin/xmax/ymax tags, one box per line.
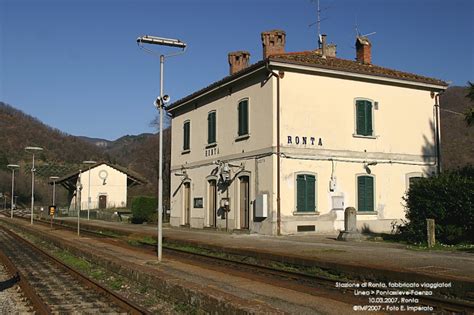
<box><xmin>228</xmin><ymin>51</ymin><xmax>250</xmax><ymax>75</ymax></box>
<box><xmin>315</xmin><ymin>34</ymin><xmax>337</xmax><ymax>57</ymax></box>
<box><xmin>261</xmin><ymin>30</ymin><xmax>286</xmax><ymax>59</ymax></box>
<box><xmin>356</xmin><ymin>36</ymin><xmax>371</xmax><ymax>64</ymax></box>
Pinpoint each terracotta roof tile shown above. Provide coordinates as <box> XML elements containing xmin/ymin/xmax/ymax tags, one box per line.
<box><xmin>168</xmin><ymin>51</ymin><xmax>447</xmax><ymax>111</ymax></box>
<box><xmin>269</xmin><ymin>51</ymin><xmax>448</xmax><ymax>86</ymax></box>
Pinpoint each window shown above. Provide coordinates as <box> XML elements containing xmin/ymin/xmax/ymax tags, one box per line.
<box><xmin>406</xmin><ymin>172</ymin><xmax>424</xmax><ymax>190</ymax></box>
<box><xmin>238</xmin><ymin>99</ymin><xmax>249</xmax><ymax>136</ymax></box>
<box><xmin>357</xmin><ymin>175</ymin><xmax>374</xmax><ymax>212</ymax></box>
<box><xmin>183</xmin><ymin>121</ymin><xmax>190</xmax><ymax>151</ymax></box>
<box><xmin>355</xmin><ymin>99</ymin><xmax>373</xmax><ymax>136</ymax></box>
<box><xmin>207</xmin><ymin>111</ymin><xmax>216</xmax><ymax>144</ymax></box>
<box><xmin>296</xmin><ymin>174</ymin><xmax>316</xmax><ymax>212</ymax></box>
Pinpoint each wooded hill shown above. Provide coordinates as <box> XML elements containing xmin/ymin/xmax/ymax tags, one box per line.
<box><xmin>0</xmin><ymin>102</ymin><xmax>169</xmax><ymax>208</ymax></box>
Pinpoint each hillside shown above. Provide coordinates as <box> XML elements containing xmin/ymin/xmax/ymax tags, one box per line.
<box><xmin>0</xmin><ymin>102</ymin><xmax>168</xmax><ymax>208</ymax></box>
<box><xmin>0</xmin><ymin>102</ymin><xmax>105</xmax><ymax>165</ymax></box>
<box><xmin>440</xmin><ymin>86</ymin><xmax>474</xmax><ymax>170</ymax></box>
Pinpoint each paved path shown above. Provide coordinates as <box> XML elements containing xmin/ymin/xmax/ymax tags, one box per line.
<box><xmin>58</xmin><ymin>217</ymin><xmax>473</xmax><ymax>283</ymax></box>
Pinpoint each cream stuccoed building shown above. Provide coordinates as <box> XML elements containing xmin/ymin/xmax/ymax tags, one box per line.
<box><xmin>168</xmin><ymin>30</ymin><xmax>448</xmax><ymax>235</ymax></box>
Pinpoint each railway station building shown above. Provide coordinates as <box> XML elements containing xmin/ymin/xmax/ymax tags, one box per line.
<box><xmin>55</xmin><ymin>162</ymin><xmax>146</xmax><ymax>210</ymax></box>
<box><xmin>167</xmin><ymin>30</ymin><xmax>447</xmax><ymax>235</ymax></box>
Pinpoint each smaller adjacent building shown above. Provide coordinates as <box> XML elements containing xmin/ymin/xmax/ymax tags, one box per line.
<box><xmin>54</xmin><ymin>162</ymin><xmax>146</xmax><ymax>210</ymax></box>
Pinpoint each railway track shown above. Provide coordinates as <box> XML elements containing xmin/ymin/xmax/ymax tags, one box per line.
<box><xmin>0</xmin><ymin>223</ymin><xmax>149</xmax><ymax>314</ymax></box>
<box><xmin>3</xmin><ymin>211</ymin><xmax>474</xmax><ymax>314</ymax></box>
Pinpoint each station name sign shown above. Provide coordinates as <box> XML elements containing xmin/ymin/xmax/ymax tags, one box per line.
<box><xmin>287</xmin><ymin>135</ymin><xmax>323</xmax><ymax>146</ymax></box>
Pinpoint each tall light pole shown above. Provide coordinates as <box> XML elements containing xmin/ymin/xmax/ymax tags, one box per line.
<box><xmin>77</xmin><ymin>170</ymin><xmax>83</xmax><ymax>236</ymax></box>
<box><xmin>137</xmin><ymin>35</ymin><xmax>186</xmax><ymax>262</ymax></box>
<box><xmin>7</xmin><ymin>164</ymin><xmax>20</xmax><ymax>219</ymax></box>
<box><xmin>25</xmin><ymin>146</ymin><xmax>43</xmax><ymax>224</ymax></box>
<box><xmin>82</xmin><ymin>161</ymin><xmax>96</xmax><ymax>220</ymax></box>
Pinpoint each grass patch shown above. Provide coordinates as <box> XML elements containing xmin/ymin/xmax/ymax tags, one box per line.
<box><xmin>406</xmin><ymin>242</ymin><xmax>474</xmax><ymax>252</ymax></box>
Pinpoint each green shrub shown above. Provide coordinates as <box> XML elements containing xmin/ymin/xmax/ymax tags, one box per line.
<box><xmin>399</xmin><ymin>166</ymin><xmax>474</xmax><ymax>244</ymax></box>
<box><xmin>131</xmin><ymin>196</ymin><xmax>157</xmax><ymax>224</ymax></box>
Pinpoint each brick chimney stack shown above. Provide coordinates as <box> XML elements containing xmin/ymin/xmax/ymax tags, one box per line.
<box><xmin>228</xmin><ymin>51</ymin><xmax>250</xmax><ymax>75</ymax></box>
<box><xmin>261</xmin><ymin>30</ymin><xmax>286</xmax><ymax>59</ymax></box>
<box><xmin>356</xmin><ymin>36</ymin><xmax>371</xmax><ymax>64</ymax></box>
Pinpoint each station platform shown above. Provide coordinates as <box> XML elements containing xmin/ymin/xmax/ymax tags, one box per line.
<box><xmin>54</xmin><ymin>216</ymin><xmax>474</xmax><ymax>293</ymax></box>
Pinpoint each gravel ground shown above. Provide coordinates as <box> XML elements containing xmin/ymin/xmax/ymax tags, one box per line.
<box><xmin>0</xmin><ymin>263</ymin><xmax>33</xmax><ymax>314</ymax></box>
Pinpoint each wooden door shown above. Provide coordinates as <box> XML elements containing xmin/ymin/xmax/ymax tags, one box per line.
<box><xmin>208</xmin><ymin>180</ymin><xmax>217</xmax><ymax>227</ymax></box>
<box><xmin>184</xmin><ymin>182</ymin><xmax>191</xmax><ymax>225</ymax></box>
<box><xmin>239</xmin><ymin>176</ymin><xmax>249</xmax><ymax>229</ymax></box>
<box><xmin>99</xmin><ymin>195</ymin><xmax>107</xmax><ymax>209</ymax></box>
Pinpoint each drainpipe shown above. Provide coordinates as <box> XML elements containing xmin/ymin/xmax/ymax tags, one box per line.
<box><xmin>434</xmin><ymin>92</ymin><xmax>443</xmax><ymax>175</ymax></box>
<box><xmin>266</xmin><ymin>61</ymin><xmax>281</xmax><ymax>236</ymax></box>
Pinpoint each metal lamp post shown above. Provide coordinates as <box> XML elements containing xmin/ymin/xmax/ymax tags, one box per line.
<box><xmin>137</xmin><ymin>35</ymin><xmax>186</xmax><ymax>262</ymax></box>
<box><xmin>77</xmin><ymin>170</ymin><xmax>83</xmax><ymax>236</ymax></box>
<box><xmin>25</xmin><ymin>146</ymin><xmax>43</xmax><ymax>224</ymax></box>
<box><xmin>7</xmin><ymin>164</ymin><xmax>20</xmax><ymax>219</ymax></box>
<box><xmin>82</xmin><ymin>161</ymin><xmax>96</xmax><ymax>220</ymax></box>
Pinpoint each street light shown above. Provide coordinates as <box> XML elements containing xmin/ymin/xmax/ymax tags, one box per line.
<box><xmin>137</xmin><ymin>34</ymin><xmax>187</xmax><ymax>262</ymax></box>
<box><xmin>82</xmin><ymin>161</ymin><xmax>96</xmax><ymax>220</ymax></box>
<box><xmin>25</xmin><ymin>146</ymin><xmax>43</xmax><ymax>224</ymax></box>
<box><xmin>7</xmin><ymin>164</ymin><xmax>20</xmax><ymax>219</ymax></box>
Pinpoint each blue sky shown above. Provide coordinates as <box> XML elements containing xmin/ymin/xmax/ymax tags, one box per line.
<box><xmin>1</xmin><ymin>0</ymin><xmax>472</xmax><ymax>140</ymax></box>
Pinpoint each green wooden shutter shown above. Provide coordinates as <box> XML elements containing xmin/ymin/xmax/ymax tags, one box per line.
<box><xmin>365</xmin><ymin>101</ymin><xmax>373</xmax><ymax>136</ymax></box>
<box><xmin>357</xmin><ymin>176</ymin><xmax>366</xmax><ymax>211</ymax></box>
<box><xmin>306</xmin><ymin>175</ymin><xmax>316</xmax><ymax>212</ymax></box>
<box><xmin>356</xmin><ymin>100</ymin><xmax>366</xmax><ymax>135</ymax></box>
<box><xmin>207</xmin><ymin>113</ymin><xmax>212</xmax><ymax>144</ymax></box>
<box><xmin>242</xmin><ymin>100</ymin><xmax>248</xmax><ymax>135</ymax></box>
<box><xmin>358</xmin><ymin>176</ymin><xmax>374</xmax><ymax>211</ymax></box>
<box><xmin>296</xmin><ymin>175</ymin><xmax>306</xmax><ymax>211</ymax></box>
<box><xmin>238</xmin><ymin>102</ymin><xmax>242</xmax><ymax>136</ymax></box>
<box><xmin>365</xmin><ymin>176</ymin><xmax>374</xmax><ymax>211</ymax></box>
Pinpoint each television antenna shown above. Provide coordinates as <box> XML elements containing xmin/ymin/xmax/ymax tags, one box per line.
<box><xmin>309</xmin><ymin>0</ymin><xmax>332</xmax><ymax>48</ymax></box>
<box><xmin>355</xmin><ymin>15</ymin><xmax>376</xmax><ymax>38</ymax></box>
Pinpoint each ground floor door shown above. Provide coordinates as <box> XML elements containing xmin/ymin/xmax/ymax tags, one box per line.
<box><xmin>239</xmin><ymin>176</ymin><xmax>250</xmax><ymax>229</ymax></box>
<box><xmin>208</xmin><ymin>179</ymin><xmax>217</xmax><ymax>227</ymax></box>
<box><xmin>99</xmin><ymin>195</ymin><xmax>107</xmax><ymax>209</ymax></box>
<box><xmin>184</xmin><ymin>182</ymin><xmax>191</xmax><ymax>225</ymax></box>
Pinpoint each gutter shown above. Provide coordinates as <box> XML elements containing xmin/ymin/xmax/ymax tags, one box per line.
<box><xmin>266</xmin><ymin>61</ymin><xmax>282</xmax><ymax>236</ymax></box>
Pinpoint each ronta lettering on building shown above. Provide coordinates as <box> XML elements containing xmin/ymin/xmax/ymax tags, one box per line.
<box><xmin>287</xmin><ymin>136</ymin><xmax>323</xmax><ymax>146</ymax></box>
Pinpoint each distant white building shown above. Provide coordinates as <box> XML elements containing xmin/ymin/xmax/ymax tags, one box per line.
<box><xmin>55</xmin><ymin>162</ymin><xmax>146</xmax><ymax>210</ymax></box>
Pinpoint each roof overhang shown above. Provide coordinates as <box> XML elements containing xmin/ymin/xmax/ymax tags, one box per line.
<box><xmin>268</xmin><ymin>60</ymin><xmax>448</xmax><ymax>91</ymax></box>
<box><xmin>167</xmin><ymin>61</ymin><xmax>267</xmax><ymax>114</ymax></box>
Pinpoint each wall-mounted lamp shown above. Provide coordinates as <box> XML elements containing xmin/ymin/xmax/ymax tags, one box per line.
<box><xmin>364</xmin><ymin>161</ymin><xmax>378</xmax><ymax>174</ymax></box>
